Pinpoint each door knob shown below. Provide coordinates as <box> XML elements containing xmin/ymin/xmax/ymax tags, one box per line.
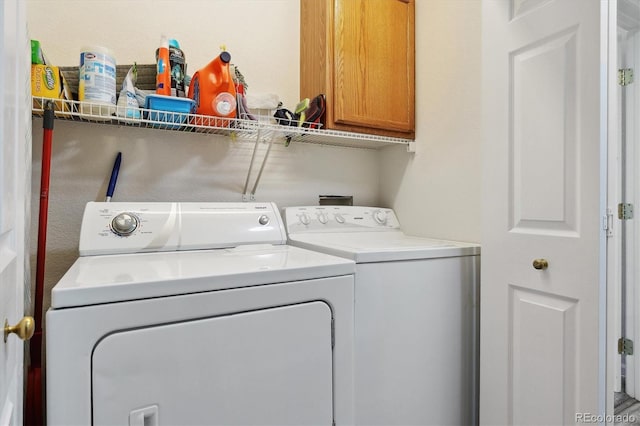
<box><xmin>532</xmin><ymin>259</ymin><xmax>549</xmax><ymax>270</ymax></box>
<box><xmin>4</xmin><ymin>317</ymin><xmax>35</xmax><ymax>342</ymax></box>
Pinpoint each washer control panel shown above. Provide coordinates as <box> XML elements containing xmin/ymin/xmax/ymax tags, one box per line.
<box><xmin>79</xmin><ymin>202</ymin><xmax>286</xmax><ymax>256</ymax></box>
<box><xmin>110</xmin><ymin>212</ymin><xmax>140</xmax><ymax>236</ymax></box>
<box><xmin>285</xmin><ymin>206</ymin><xmax>400</xmax><ymax>234</ymax></box>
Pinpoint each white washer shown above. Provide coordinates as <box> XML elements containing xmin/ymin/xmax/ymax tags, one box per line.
<box><xmin>285</xmin><ymin>206</ymin><xmax>480</xmax><ymax>426</ymax></box>
<box><xmin>46</xmin><ymin>202</ymin><xmax>355</xmax><ymax>426</ymax></box>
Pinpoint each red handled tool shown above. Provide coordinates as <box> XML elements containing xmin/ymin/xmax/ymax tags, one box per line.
<box><xmin>26</xmin><ymin>101</ymin><xmax>54</xmax><ymax>426</ymax></box>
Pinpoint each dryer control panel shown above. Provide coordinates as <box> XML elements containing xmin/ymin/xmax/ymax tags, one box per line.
<box><xmin>285</xmin><ymin>206</ymin><xmax>400</xmax><ymax>234</ymax></box>
<box><xmin>79</xmin><ymin>202</ymin><xmax>286</xmax><ymax>256</ymax></box>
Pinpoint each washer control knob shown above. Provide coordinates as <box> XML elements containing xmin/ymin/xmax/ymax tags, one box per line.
<box><xmin>373</xmin><ymin>210</ymin><xmax>388</xmax><ymax>225</ymax></box>
<box><xmin>317</xmin><ymin>212</ymin><xmax>329</xmax><ymax>224</ymax></box>
<box><xmin>258</xmin><ymin>215</ymin><xmax>270</xmax><ymax>225</ymax></box>
<box><xmin>299</xmin><ymin>213</ymin><xmax>311</xmax><ymax>226</ymax></box>
<box><xmin>111</xmin><ymin>212</ymin><xmax>139</xmax><ymax>236</ymax></box>
<box><xmin>334</xmin><ymin>213</ymin><xmax>346</xmax><ymax>224</ymax></box>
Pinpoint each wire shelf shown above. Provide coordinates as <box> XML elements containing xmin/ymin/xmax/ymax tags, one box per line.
<box><xmin>31</xmin><ymin>96</ymin><xmax>413</xmax><ymax>150</ymax></box>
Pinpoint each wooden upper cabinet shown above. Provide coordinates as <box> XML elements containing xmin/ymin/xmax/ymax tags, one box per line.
<box><xmin>301</xmin><ymin>0</ymin><xmax>415</xmax><ymax>139</ymax></box>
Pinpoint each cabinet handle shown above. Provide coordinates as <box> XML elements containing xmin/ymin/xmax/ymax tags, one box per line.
<box><xmin>398</xmin><ymin>0</ymin><xmax>410</xmax><ymax>3</ymax></box>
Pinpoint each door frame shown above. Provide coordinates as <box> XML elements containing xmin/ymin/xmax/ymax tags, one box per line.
<box><xmin>598</xmin><ymin>1</ymin><xmax>619</xmax><ymax>416</ymax></box>
<box><xmin>606</xmin><ymin>0</ymin><xmax>621</xmax><ymax>415</ymax></box>
<box><xmin>608</xmin><ymin>0</ymin><xmax>640</xmax><ymax>406</ymax></box>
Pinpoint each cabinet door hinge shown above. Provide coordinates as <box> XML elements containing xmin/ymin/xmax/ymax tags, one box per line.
<box><xmin>618</xmin><ymin>203</ymin><xmax>634</xmax><ymax>220</ymax></box>
<box><xmin>619</xmin><ymin>68</ymin><xmax>634</xmax><ymax>86</ymax></box>
<box><xmin>619</xmin><ymin>337</ymin><xmax>634</xmax><ymax>355</ymax></box>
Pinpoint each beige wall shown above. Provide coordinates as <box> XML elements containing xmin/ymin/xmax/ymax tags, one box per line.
<box><xmin>381</xmin><ymin>0</ymin><xmax>482</xmax><ymax>243</ymax></box>
<box><xmin>27</xmin><ymin>0</ymin><xmax>301</xmax><ymax>109</ymax></box>
<box><xmin>27</xmin><ymin>0</ymin><xmax>484</xmax><ymax>316</ymax></box>
<box><xmin>26</xmin><ymin>0</ymin><xmax>382</xmax><ymax>316</ymax></box>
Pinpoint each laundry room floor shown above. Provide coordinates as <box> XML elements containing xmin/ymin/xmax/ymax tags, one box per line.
<box><xmin>615</xmin><ymin>392</ymin><xmax>640</xmax><ymax>425</ymax></box>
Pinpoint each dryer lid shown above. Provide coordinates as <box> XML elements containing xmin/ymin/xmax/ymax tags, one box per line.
<box><xmin>51</xmin><ymin>245</ymin><xmax>354</xmax><ymax>308</ymax></box>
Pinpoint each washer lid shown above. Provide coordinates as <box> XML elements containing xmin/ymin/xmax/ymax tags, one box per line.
<box><xmin>51</xmin><ymin>245</ymin><xmax>354</xmax><ymax>308</ymax></box>
<box><xmin>288</xmin><ymin>232</ymin><xmax>480</xmax><ymax>263</ymax></box>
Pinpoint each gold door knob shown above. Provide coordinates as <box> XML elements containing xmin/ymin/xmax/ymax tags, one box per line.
<box><xmin>4</xmin><ymin>317</ymin><xmax>35</xmax><ymax>342</ymax></box>
<box><xmin>532</xmin><ymin>259</ymin><xmax>549</xmax><ymax>270</ymax></box>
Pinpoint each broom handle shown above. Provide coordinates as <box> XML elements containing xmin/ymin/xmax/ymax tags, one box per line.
<box><xmin>31</xmin><ymin>102</ymin><xmax>54</xmax><ymax>367</ymax></box>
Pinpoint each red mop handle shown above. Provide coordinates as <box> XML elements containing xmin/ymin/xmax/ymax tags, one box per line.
<box><xmin>31</xmin><ymin>103</ymin><xmax>54</xmax><ymax>367</ymax></box>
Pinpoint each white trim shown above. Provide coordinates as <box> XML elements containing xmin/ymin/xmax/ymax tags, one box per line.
<box><xmin>600</xmin><ymin>0</ymin><xmax>613</xmax><ymax>420</ymax></box>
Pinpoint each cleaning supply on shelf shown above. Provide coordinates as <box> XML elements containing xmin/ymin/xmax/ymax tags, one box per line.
<box><xmin>232</xmin><ymin>64</ymin><xmax>252</xmax><ymax>120</ymax></box>
<box><xmin>302</xmin><ymin>94</ymin><xmax>326</xmax><ymax>129</ymax></box>
<box><xmin>274</xmin><ymin>94</ymin><xmax>326</xmax><ymax>146</ymax></box>
<box><xmin>294</xmin><ymin>98</ymin><xmax>310</xmax><ymax>126</ymax></box>
<box><xmin>79</xmin><ymin>45</ymin><xmax>116</xmax><ymax>117</ymax></box>
<box><xmin>237</xmin><ymin>92</ymin><xmax>256</xmax><ymax>121</ymax></box>
<box><xmin>116</xmin><ymin>64</ymin><xmax>141</xmax><ymax>119</ymax></box>
<box><xmin>156</xmin><ymin>35</ymin><xmax>171</xmax><ymax>96</ymax></box>
<box><xmin>31</xmin><ymin>65</ymin><xmax>72</xmax><ymax>115</ymax></box>
<box><xmin>169</xmin><ymin>39</ymin><xmax>186</xmax><ymax>97</ymax></box>
<box><xmin>274</xmin><ymin>94</ymin><xmax>325</xmax><ymax>129</ymax></box>
<box><xmin>31</xmin><ymin>40</ymin><xmax>45</xmax><ymax>65</ymax></box>
<box><xmin>30</xmin><ymin>41</ymin><xmax>72</xmax><ymax>113</ymax></box>
<box><xmin>188</xmin><ymin>50</ymin><xmax>237</xmax><ymax>125</ymax></box>
<box><xmin>144</xmin><ymin>94</ymin><xmax>196</xmax><ymax>129</ymax></box>
<box><xmin>246</xmin><ymin>93</ymin><xmax>280</xmax><ymax>122</ymax></box>
<box><xmin>31</xmin><ymin>64</ymin><xmax>62</xmax><ymax>99</ymax></box>
<box><xmin>155</xmin><ymin>38</ymin><xmax>186</xmax><ymax>97</ymax></box>
<box><xmin>134</xmin><ymin>88</ymin><xmax>154</xmax><ymax>109</ymax></box>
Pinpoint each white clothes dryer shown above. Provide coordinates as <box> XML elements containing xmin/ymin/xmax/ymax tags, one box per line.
<box><xmin>285</xmin><ymin>206</ymin><xmax>480</xmax><ymax>426</ymax></box>
<box><xmin>46</xmin><ymin>202</ymin><xmax>355</xmax><ymax>426</ymax></box>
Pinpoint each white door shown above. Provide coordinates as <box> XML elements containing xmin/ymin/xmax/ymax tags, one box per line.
<box><xmin>481</xmin><ymin>0</ymin><xmax>607</xmax><ymax>424</ymax></box>
<box><xmin>0</xmin><ymin>0</ymin><xmax>31</xmax><ymax>425</ymax></box>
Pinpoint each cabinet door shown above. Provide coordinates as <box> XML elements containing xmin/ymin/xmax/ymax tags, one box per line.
<box><xmin>333</xmin><ymin>0</ymin><xmax>414</xmax><ymax>134</ymax></box>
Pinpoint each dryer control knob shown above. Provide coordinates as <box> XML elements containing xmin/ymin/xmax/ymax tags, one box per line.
<box><xmin>317</xmin><ymin>212</ymin><xmax>329</xmax><ymax>224</ymax></box>
<box><xmin>111</xmin><ymin>212</ymin><xmax>139</xmax><ymax>236</ymax></box>
<box><xmin>299</xmin><ymin>213</ymin><xmax>311</xmax><ymax>226</ymax></box>
<box><xmin>373</xmin><ymin>210</ymin><xmax>388</xmax><ymax>225</ymax></box>
<box><xmin>334</xmin><ymin>213</ymin><xmax>345</xmax><ymax>224</ymax></box>
<box><xmin>258</xmin><ymin>215</ymin><xmax>270</xmax><ymax>225</ymax></box>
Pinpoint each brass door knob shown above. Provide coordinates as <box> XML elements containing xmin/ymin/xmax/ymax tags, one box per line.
<box><xmin>4</xmin><ymin>317</ymin><xmax>35</xmax><ymax>342</ymax></box>
<box><xmin>533</xmin><ymin>259</ymin><xmax>549</xmax><ymax>270</ymax></box>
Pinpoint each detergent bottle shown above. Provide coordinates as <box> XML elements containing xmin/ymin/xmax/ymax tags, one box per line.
<box><xmin>156</xmin><ymin>35</ymin><xmax>171</xmax><ymax>95</ymax></box>
<box><xmin>168</xmin><ymin>39</ymin><xmax>186</xmax><ymax>97</ymax></box>
<box><xmin>156</xmin><ymin>38</ymin><xmax>186</xmax><ymax>97</ymax></box>
<box><xmin>188</xmin><ymin>51</ymin><xmax>237</xmax><ymax>124</ymax></box>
